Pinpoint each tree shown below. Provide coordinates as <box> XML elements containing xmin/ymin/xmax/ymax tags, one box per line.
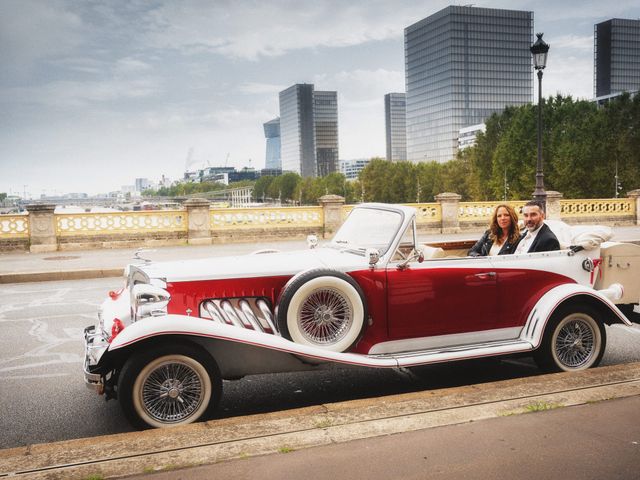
<box><xmin>254</xmin><ymin>176</ymin><xmax>274</xmax><ymax>201</ymax></box>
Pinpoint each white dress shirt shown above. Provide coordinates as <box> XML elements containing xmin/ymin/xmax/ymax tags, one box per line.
<box><xmin>515</xmin><ymin>224</ymin><xmax>543</xmax><ymax>254</ymax></box>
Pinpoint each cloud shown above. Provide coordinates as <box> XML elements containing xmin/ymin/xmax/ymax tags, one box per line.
<box><xmin>115</xmin><ymin>57</ymin><xmax>153</xmax><ymax>74</ymax></box>
<box><xmin>0</xmin><ymin>0</ymin><xmax>84</xmax><ymax>75</ymax></box>
<box><xmin>544</xmin><ymin>55</ymin><xmax>594</xmax><ymax>99</ymax></box>
<box><xmin>552</xmin><ymin>35</ymin><xmax>593</xmax><ymax>52</ymax></box>
<box><xmin>142</xmin><ymin>0</ymin><xmax>426</xmax><ymax>60</ymax></box>
<box><xmin>236</xmin><ymin>82</ymin><xmax>286</xmax><ymax>95</ymax></box>
<box><xmin>315</xmin><ymin>69</ymin><xmax>404</xmax><ymax>100</ymax></box>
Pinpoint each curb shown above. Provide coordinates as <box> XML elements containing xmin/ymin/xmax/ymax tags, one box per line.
<box><xmin>2</xmin><ymin>362</ymin><xmax>639</xmax><ymax>479</ymax></box>
<box><xmin>0</xmin><ymin>268</ymin><xmax>124</xmax><ymax>284</ymax></box>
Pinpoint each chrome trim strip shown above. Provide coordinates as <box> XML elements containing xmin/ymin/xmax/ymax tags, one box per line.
<box><xmin>200</xmin><ymin>298</ymin><xmax>278</xmax><ymax>335</ymax></box>
<box><xmin>368</xmin><ymin>327</ymin><xmax>523</xmax><ymax>355</ymax></box>
<box><xmin>257</xmin><ymin>298</ymin><xmax>279</xmax><ymax>333</ymax></box>
<box><xmin>239</xmin><ymin>299</ymin><xmax>265</xmax><ymax>332</ymax></box>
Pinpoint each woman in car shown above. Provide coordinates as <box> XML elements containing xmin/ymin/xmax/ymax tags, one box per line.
<box><xmin>468</xmin><ymin>204</ymin><xmax>521</xmax><ymax>256</ymax></box>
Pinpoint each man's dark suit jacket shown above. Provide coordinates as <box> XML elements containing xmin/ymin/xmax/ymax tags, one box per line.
<box><xmin>517</xmin><ymin>223</ymin><xmax>560</xmax><ymax>253</ymax></box>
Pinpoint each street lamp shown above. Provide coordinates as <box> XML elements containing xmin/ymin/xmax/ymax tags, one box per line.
<box><xmin>530</xmin><ymin>32</ymin><xmax>550</xmax><ymax>206</ymax></box>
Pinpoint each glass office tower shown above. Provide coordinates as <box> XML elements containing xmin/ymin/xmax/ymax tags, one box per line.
<box><xmin>385</xmin><ymin>93</ymin><xmax>407</xmax><ymax>161</ymax></box>
<box><xmin>314</xmin><ymin>90</ymin><xmax>339</xmax><ymax>176</ymax></box>
<box><xmin>278</xmin><ymin>84</ymin><xmax>339</xmax><ymax>177</ymax></box>
<box><xmin>595</xmin><ymin>19</ymin><xmax>640</xmax><ymax>98</ymax></box>
<box><xmin>263</xmin><ymin>117</ymin><xmax>281</xmax><ymax>170</ymax></box>
<box><xmin>405</xmin><ymin>6</ymin><xmax>533</xmax><ymax>163</ymax></box>
<box><xmin>279</xmin><ymin>84</ymin><xmax>317</xmax><ymax>177</ymax></box>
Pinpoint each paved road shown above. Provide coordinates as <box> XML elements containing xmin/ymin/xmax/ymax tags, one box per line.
<box><xmin>1</xmin><ymin>278</ymin><xmax>640</xmax><ymax>449</ymax></box>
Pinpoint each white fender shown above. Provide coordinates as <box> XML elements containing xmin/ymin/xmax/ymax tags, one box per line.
<box><xmin>520</xmin><ymin>283</ymin><xmax>632</xmax><ymax>349</ymax></box>
<box><xmin>107</xmin><ymin>314</ymin><xmax>398</xmax><ymax>369</ymax></box>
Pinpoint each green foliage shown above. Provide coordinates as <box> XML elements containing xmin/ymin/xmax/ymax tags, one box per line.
<box><xmin>356</xmin><ymin>94</ymin><xmax>640</xmax><ymax>203</ymax></box>
<box><xmin>0</xmin><ymin>192</ymin><xmax>6</xmax><ymax>202</ymax></box>
<box><xmin>253</xmin><ymin>176</ymin><xmax>274</xmax><ymax>201</ymax></box>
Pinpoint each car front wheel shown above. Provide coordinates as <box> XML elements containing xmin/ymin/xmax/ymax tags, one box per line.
<box><xmin>534</xmin><ymin>307</ymin><xmax>606</xmax><ymax>373</ymax></box>
<box><xmin>118</xmin><ymin>343</ymin><xmax>222</xmax><ymax>429</ymax></box>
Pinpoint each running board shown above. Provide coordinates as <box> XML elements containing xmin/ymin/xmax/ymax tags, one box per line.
<box><xmin>368</xmin><ymin>339</ymin><xmax>534</xmax><ymax>368</ymax></box>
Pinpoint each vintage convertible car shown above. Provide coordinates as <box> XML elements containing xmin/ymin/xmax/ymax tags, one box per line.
<box><xmin>83</xmin><ymin>203</ymin><xmax>640</xmax><ymax>429</ymax></box>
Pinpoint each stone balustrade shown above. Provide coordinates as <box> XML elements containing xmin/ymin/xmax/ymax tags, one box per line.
<box><xmin>0</xmin><ymin>191</ymin><xmax>638</xmax><ymax>252</ymax></box>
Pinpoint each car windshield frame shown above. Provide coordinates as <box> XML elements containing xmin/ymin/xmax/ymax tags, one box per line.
<box><xmin>330</xmin><ymin>207</ymin><xmax>404</xmax><ymax>255</ymax></box>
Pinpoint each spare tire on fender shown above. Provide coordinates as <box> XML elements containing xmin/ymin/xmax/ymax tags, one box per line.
<box><xmin>276</xmin><ymin>269</ymin><xmax>367</xmax><ymax>352</ymax></box>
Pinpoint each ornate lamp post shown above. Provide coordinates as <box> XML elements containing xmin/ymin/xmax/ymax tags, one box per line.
<box><xmin>530</xmin><ymin>32</ymin><xmax>550</xmax><ymax>206</ymax></box>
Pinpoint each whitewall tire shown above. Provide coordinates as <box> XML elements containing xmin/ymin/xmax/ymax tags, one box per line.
<box><xmin>277</xmin><ymin>270</ymin><xmax>367</xmax><ymax>352</ymax></box>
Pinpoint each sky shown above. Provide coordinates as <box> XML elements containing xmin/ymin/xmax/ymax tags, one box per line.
<box><xmin>1</xmin><ymin>0</ymin><xmax>639</xmax><ymax>197</ymax></box>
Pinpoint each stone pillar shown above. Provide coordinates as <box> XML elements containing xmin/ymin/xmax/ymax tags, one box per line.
<box><xmin>26</xmin><ymin>203</ymin><xmax>57</xmax><ymax>253</ymax></box>
<box><xmin>545</xmin><ymin>191</ymin><xmax>563</xmax><ymax>220</ymax></box>
<box><xmin>184</xmin><ymin>198</ymin><xmax>212</xmax><ymax>245</ymax></box>
<box><xmin>435</xmin><ymin>192</ymin><xmax>461</xmax><ymax>234</ymax></box>
<box><xmin>628</xmin><ymin>189</ymin><xmax>640</xmax><ymax>226</ymax></box>
<box><xmin>319</xmin><ymin>195</ymin><xmax>345</xmax><ymax>238</ymax></box>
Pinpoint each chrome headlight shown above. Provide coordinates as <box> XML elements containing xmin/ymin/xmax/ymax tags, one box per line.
<box><xmin>131</xmin><ymin>283</ymin><xmax>170</xmax><ymax>320</ymax></box>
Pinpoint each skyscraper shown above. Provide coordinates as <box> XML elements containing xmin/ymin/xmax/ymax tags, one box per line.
<box><xmin>278</xmin><ymin>84</ymin><xmax>339</xmax><ymax>177</ymax></box>
<box><xmin>263</xmin><ymin>117</ymin><xmax>281</xmax><ymax>170</ymax></box>
<box><xmin>405</xmin><ymin>6</ymin><xmax>533</xmax><ymax>163</ymax></box>
<box><xmin>385</xmin><ymin>93</ymin><xmax>407</xmax><ymax>161</ymax></box>
<box><xmin>594</xmin><ymin>18</ymin><xmax>640</xmax><ymax>98</ymax></box>
<box><xmin>314</xmin><ymin>90</ymin><xmax>339</xmax><ymax>176</ymax></box>
<box><xmin>279</xmin><ymin>84</ymin><xmax>316</xmax><ymax>177</ymax></box>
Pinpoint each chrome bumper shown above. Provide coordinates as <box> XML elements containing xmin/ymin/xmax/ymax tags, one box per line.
<box><xmin>83</xmin><ymin>325</ymin><xmax>109</xmax><ymax>394</ymax></box>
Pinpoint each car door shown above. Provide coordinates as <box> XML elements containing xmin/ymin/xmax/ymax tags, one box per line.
<box><xmin>386</xmin><ymin>256</ymin><xmax>499</xmax><ymax>341</ymax></box>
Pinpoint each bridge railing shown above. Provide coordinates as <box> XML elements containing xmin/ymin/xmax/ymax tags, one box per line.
<box><xmin>1</xmin><ymin>190</ymin><xmax>638</xmax><ymax>252</ymax></box>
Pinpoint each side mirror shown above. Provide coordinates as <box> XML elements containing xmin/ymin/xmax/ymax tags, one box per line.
<box><xmin>307</xmin><ymin>234</ymin><xmax>318</xmax><ymax>249</ymax></box>
<box><xmin>366</xmin><ymin>248</ymin><xmax>380</xmax><ymax>268</ymax></box>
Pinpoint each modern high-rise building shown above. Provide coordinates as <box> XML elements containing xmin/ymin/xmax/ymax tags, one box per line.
<box><xmin>263</xmin><ymin>117</ymin><xmax>281</xmax><ymax>170</ymax></box>
<box><xmin>278</xmin><ymin>84</ymin><xmax>339</xmax><ymax>177</ymax></box>
<box><xmin>405</xmin><ymin>6</ymin><xmax>533</xmax><ymax>163</ymax></box>
<box><xmin>314</xmin><ymin>91</ymin><xmax>339</xmax><ymax>176</ymax></box>
<box><xmin>385</xmin><ymin>93</ymin><xmax>407</xmax><ymax>161</ymax></box>
<box><xmin>594</xmin><ymin>18</ymin><xmax>640</xmax><ymax>98</ymax></box>
<box><xmin>280</xmin><ymin>84</ymin><xmax>316</xmax><ymax>177</ymax></box>
<box><xmin>340</xmin><ymin>158</ymin><xmax>371</xmax><ymax>180</ymax></box>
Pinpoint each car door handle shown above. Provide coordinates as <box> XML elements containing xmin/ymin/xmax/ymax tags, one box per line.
<box><xmin>474</xmin><ymin>272</ymin><xmax>496</xmax><ymax>280</ymax></box>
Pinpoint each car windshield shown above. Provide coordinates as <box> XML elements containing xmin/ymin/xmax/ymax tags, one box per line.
<box><xmin>331</xmin><ymin>207</ymin><xmax>403</xmax><ymax>255</ymax></box>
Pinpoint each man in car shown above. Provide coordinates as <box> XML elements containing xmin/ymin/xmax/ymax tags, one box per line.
<box><xmin>514</xmin><ymin>200</ymin><xmax>560</xmax><ymax>254</ymax></box>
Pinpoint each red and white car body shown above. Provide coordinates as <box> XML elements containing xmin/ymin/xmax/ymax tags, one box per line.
<box><xmin>83</xmin><ymin>203</ymin><xmax>638</xmax><ymax>428</ymax></box>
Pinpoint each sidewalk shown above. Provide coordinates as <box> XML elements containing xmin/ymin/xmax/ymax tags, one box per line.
<box><xmin>2</xmin><ymin>362</ymin><xmax>639</xmax><ymax>479</ymax></box>
<box><xmin>1</xmin><ymin>225</ymin><xmax>639</xmax><ymax>284</ymax></box>
<box><xmin>138</xmin><ymin>395</ymin><xmax>640</xmax><ymax>480</ymax></box>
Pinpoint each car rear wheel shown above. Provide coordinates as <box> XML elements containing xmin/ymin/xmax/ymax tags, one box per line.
<box><xmin>118</xmin><ymin>343</ymin><xmax>222</xmax><ymax>429</ymax></box>
<box><xmin>534</xmin><ymin>307</ymin><xmax>606</xmax><ymax>373</ymax></box>
<box><xmin>277</xmin><ymin>269</ymin><xmax>367</xmax><ymax>352</ymax></box>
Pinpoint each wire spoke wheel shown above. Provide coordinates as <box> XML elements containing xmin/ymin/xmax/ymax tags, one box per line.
<box><xmin>140</xmin><ymin>360</ymin><xmax>205</xmax><ymax>423</ymax></box>
<box><xmin>554</xmin><ymin>319</ymin><xmax>595</xmax><ymax>368</ymax></box>
<box><xmin>278</xmin><ymin>270</ymin><xmax>367</xmax><ymax>352</ymax></box>
<box><xmin>535</xmin><ymin>308</ymin><xmax>606</xmax><ymax>373</ymax></box>
<box><xmin>119</xmin><ymin>346</ymin><xmax>221</xmax><ymax>429</ymax></box>
<box><xmin>298</xmin><ymin>287</ymin><xmax>353</xmax><ymax>345</ymax></box>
